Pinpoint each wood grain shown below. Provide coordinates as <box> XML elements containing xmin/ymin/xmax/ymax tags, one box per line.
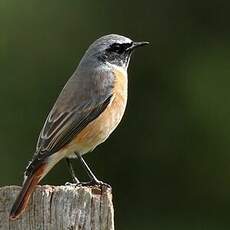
<box><xmin>0</xmin><ymin>185</ymin><xmax>114</xmax><ymax>230</ymax></box>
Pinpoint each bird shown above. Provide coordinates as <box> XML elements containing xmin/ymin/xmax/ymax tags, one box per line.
<box><xmin>10</xmin><ymin>34</ymin><xmax>149</xmax><ymax>220</ymax></box>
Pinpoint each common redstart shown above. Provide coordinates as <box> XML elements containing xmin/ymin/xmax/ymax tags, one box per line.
<box><xmin>10</xmin><ymin>34</ymin><xmax>149</xmax><ymax>219</ymax></box>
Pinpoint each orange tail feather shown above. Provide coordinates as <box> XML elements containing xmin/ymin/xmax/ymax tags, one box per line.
<box><xmin>10</xmin><ymin>163</ymin><xmax>46</xmax><ymax>220</ymax></box>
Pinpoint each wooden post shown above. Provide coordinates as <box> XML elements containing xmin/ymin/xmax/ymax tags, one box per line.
<box><xmin>0</xmin><ymin>185</ymin><xmax>114</xmax><ymax>230</ymax></box>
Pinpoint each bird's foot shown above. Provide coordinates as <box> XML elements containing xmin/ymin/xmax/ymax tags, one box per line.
<box><xmin>76</xmin><ymin>180</ymin><xmax>111</xmax><ymax>189</ymax></box>
<box><xmin>65</xmin><ymin>182</ymin><xmax>78</xmax><ymax>186</ymax></box>
<box><xmin>65</xmin><ymin>177</ymin><xmax>80</xmax><ymax>186</ymax></box>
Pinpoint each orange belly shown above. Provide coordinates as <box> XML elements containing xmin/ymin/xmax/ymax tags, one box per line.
<box><xmin>66</xmin><ymin>66</ymin><xmax>128</xmax><ymax>157</ymax></box>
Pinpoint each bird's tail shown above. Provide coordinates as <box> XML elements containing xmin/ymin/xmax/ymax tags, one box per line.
<box><xmin>9</xmin><ymin>163</ymin><xmax>47</xmax><ymax>220</ymax></box>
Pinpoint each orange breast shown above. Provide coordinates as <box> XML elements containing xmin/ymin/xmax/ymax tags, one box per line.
<box><xmin>67</xmin><ymin>67</ymin><xmax>128</xmax><ymax>156</ymax></box>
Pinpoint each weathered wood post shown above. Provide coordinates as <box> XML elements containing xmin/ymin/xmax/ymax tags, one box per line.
<box><xmin>0</xmin><ymin>185</ymin><xmax>114</xmax><ymax>230</ymax></box>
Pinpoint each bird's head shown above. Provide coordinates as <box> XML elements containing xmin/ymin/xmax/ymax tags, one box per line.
<box><xmin>82</xmin><ymin>34</ymin><xmax>149</xmax><ymax>69</ymax></box>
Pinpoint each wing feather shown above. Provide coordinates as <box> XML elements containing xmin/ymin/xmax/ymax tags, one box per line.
<box><xmin>25</xmin><ymin>69</ymin><xmax>115</xmax><ymax>175</ymax></box>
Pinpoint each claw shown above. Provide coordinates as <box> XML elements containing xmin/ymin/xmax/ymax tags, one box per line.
<box><xmin>65</xmin><ymin>182</ymin><xmax>79</xmax><ymax>186</ymax></box>
<box><xmin>76</xmin><ymin>180</ymin><xmax>111</xmax><ymax>188</ymax></box>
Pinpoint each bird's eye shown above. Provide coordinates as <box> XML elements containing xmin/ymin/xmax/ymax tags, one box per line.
<box><xmin>109</xmin><ymin>43</ymin><xmax>122</xmax><ymax>53</ymax></box>
<box><xmin>106</xmin><ymin>42</ymin><xmax>132</xmax><ymax>54</ymax></box>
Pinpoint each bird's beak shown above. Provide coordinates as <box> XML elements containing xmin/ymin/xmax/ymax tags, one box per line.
<box><xmin>127</xmin><ymin>41</ymin><xmax>150</xmax><ymax>51</ymax></box>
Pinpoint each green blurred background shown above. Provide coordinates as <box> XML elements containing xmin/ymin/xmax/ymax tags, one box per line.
<box><xmin>1</xmin><ymin>0</ymin><xmax>230</xmax><ymax>229</ymax></box>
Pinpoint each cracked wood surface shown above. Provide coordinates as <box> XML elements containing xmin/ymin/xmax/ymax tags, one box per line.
<box><xmin>0</xmin><ymin>185</ymin><xmax>114</xmax><ymax>230</ymax></box>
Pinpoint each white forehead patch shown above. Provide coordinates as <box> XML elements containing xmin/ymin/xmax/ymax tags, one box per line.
<box><xmin>91</xmin><ymin>34</ymin><xmax>133</xmax><ymax>50</ymax></box>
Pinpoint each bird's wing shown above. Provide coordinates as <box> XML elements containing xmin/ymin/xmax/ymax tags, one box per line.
<box><xmin>25</xmin><ymin>69</ymin><xmax>115</xmax><ymax>175</ymax></box>
<box><xmin>37</xmin><ymin>95</ymin><xmax>112</xmax><ymax>155</ymax></box>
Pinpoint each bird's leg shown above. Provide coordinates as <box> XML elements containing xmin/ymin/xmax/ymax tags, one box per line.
<box><xmin>75</xmin><ymin>153</ymin><xmax>100</xmax><ymax>184</ymax></box>
<box><xmin>65</xmin><ymin>158</ymin><xmax>80</xmax><ymax>185</ymax></box>
<box><xmin>75</xmin><ymin>152</ymin><xmax>111</xmax><ymax>188</ymax></box>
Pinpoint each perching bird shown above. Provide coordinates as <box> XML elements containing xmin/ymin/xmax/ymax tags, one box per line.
<box><xmin>10</xmin><ymin>34</ymin><xmax>149</xmax><ymax>220</ymax></box>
